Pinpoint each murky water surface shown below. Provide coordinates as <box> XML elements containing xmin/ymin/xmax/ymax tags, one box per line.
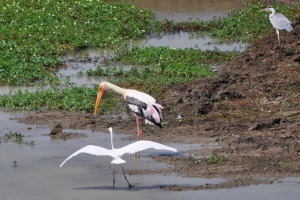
<box><xmin>116</xmin><ymin>0</ymin><xmax>244</xmax><ymax>22</ymax></box>
<box><xmin>1</xmin><ymin>111</ymin><xmax>300</xmax><ymax>200</ymax></box>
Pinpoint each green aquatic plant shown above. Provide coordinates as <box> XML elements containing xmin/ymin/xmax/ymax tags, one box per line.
<box><xmin>90</xmin><ymin>46</ymin><xmax>236</xmax><ymax>93</ymax></box>
<box><xmin>4</xmin><ymin>131</ymin><xmax>24</xmax><ymax>144</ymax></box>
<box><xmin>1</xmin><ymin>131</ymin><xmax>35</xmax><ymax>146</ymax></box>
<box><xmin>114</xmin><ymin>46</ymin><xmax>236</xmax><ymax>65</ymax></box>
<box><xmin>0</xmin><ymin>0</ymin><xmax>156</xmax><ymax>85</ymax></box>
<box><xmin>207</xmin><ymin>152</ymin><xmax>219</xmax><ymax>164</ymax></box>
<box><xmin>0</xmin><ymin>85</ymin><xmax>122</xmax><ymax>113</ymax></box>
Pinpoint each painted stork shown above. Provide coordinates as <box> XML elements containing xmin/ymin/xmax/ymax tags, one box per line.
<box><xmin>93</xmin><ymin>82</ymin><xmax>163</xmax><ymax>140</ymax></box>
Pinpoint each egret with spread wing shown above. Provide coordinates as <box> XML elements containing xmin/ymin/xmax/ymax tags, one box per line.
<box><xmin>93</xmin><ymin>82</ymin><xmax>163</xmax><ymax>141</ymax></box>
<box><xmin>260</xmin><ymin>6</ymin><xmax>293</xmax><ymax>47</ymax></box>
<box><xmin>60</xmin><ymin>127</ymin><xmax>177</xmax><ymax>189</ymax></box>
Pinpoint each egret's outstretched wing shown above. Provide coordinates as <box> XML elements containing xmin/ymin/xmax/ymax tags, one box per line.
<box><xmin>118</xmin><ymin>140</ymin><xmax>177</xmax><ymax>156</ymax></box>
<box><xmin>60</xmin><ymin>145</ymin><xmax>112</xmax><ymax>167</ymax></box>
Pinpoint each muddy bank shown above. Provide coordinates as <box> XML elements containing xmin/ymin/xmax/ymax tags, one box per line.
<box><xmin>18</xmin><ymin>18</ymin><xmax>300</xmax><ymax>190</ymax></box>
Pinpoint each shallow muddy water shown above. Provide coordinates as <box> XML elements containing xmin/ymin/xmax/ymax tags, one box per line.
<box><xmin>1</xmin><ymin>111</ymin><xmax>300</xmax><ymax>200</ymax></box>
<box><xmin>116</xmin><ymin>0</ymin><xmax>244</xmax><ymax>22</ymax></box>
<box><xmin>134</xmin><ymin>32</ymin><xmax>247</xmax><ymax>51</ymax></box>
<box><xmin>55</xmin><ymin>31</ymin><xmax>246</xmax><ymax>88</ymax></box>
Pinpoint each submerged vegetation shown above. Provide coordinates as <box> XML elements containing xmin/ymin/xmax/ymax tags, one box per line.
<box><xmin>0</xmin><ymin>131</ymin><xmax>35</xmax><ymax>146</ymax></box>
<box><xmin>0</xmin><ymin>1</ymin><xmax>299</xmax><ymax>112</ymax></box>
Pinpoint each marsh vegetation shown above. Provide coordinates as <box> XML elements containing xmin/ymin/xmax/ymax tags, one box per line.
<box><xmin>0</xmin><ymin>1</ymin><xmax>299</xmax><ymax>112</ymax></box>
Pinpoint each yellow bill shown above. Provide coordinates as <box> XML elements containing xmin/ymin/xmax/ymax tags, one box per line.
<box><xmin>93</xmin><ymin>86</ymin><xmax>105</xmax><ymax>117</ymax></box>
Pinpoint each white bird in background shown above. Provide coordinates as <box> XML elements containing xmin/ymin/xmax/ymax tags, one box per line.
<box><xmin>60</xmin><ymin>127</ymin><xmax>177</xmax><ymax>189</ymax></box>
<box><xmin>260</xmin><ymin>6</ymin><xmax>293</xmax><ymax>47</ymax></box>
<box><xmin>93</xmin><ymin>82</ymin><xmax>163</xmax><ymax>141</ymax></box>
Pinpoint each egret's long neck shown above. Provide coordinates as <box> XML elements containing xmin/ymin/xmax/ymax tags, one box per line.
<box><xmin>107</xmin><ymin>82</ymin><xmax>127</xmax><ymax>96</ymax></box>
<box><xmin>110</xmin><ymin>129</ymin><xmax>115</xmax><ymax>150</ymax></box>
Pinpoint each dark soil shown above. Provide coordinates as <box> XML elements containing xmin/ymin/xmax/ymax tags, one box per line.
<box><xmin>48</xmin><ymin>123</ymin><xmax>86</xmax><ymax>140</ymax></box>
<box><xmin>18</xmin><ymin>18</ymin><xmax>300</xmax><ymax>190</ymax></box>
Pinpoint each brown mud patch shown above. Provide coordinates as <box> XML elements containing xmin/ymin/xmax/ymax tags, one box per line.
<box><xmin>18</xmin><ymin>18</ymin><xmax>300</xmax><ymax>190</ymax></box>
<box><xmin>48</xmin><ymin>122</ymin><xmax>86</xmax><ymax>140</ymax></box>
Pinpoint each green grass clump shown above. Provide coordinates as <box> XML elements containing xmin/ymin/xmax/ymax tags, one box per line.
<box><xmin>0</xmin><ymin>0</ymin><xmax>155</xmax><ymax>85</ymax></box>
<box><xmin>207</xmin><ymin>152</ymin><xmax>219</xmax><ymax>164</ymax></box>
<box><xmin>114</xmin><ymin>46</ymin><xmax>236</xmax><ymax>65</ymax></box>
<box><xmin>0</xmin><ymin>85</ymin><xmax>122</xmax><ymax>113</ymax></box>
<box><xmin>1</xmin><ymin>131</ymin><xmax>35</xmax><ymax>146</ymax></box>
<box><xmin>87</xmin><ymin>46</ymin><xmax>236</xmax><ymax>93</ymax></box>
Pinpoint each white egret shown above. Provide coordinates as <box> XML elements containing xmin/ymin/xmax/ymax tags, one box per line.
<box><xmin>260</xmin><ymin>6</ymin><xmax>293</xmax><ymax>47</ymax></box>
<box><xmin>94</xmin><ymin>82</ymin><xmax>163</xmax><ymax>141</ymax></box>
<box><xmin>60</xmin><ymin>127</ymin><xmax>177</xmax><ymax>189</ymax></box>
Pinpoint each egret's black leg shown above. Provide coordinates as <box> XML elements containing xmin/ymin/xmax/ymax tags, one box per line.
<box><xmin>113</xmin><ymin>164</ymin><xmax>115</xmax><ymax>190</ymax></box>
<box><xmin>122</xmin><ymin>166</ymin><xmax>133</xmax><ymax>188</ymax></box>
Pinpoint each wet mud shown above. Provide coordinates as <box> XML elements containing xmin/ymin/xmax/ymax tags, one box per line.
<box><xmin>18</xmin><ymin>18</ymin><xmax>300</xmax><ymax>190</ymax></box>
<box><xmin>48</xmin><ymin>123</ymin><xmax>87</xmax><ymax>140</ymax></box>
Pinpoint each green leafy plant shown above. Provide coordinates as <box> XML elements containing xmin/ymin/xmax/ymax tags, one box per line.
<box><xmin>1</xmin><ymin>131</ymin><xmax>35</xmax><ymax>146</ymax></box>
<box><xmin>207</xmin><ymin>152</ymin><xmax>219</xmax><ymax>164</ymax></box>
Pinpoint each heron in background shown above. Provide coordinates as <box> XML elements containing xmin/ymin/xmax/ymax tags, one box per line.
<box><xmin>260</xmin><ymin>6</ymin><xmax>293</xmax><ymax>47</ymax></box>
<box><xmin>60</xmin><ymin>127</ymin><xmax>177</xmax><ymax>189</ymax></box>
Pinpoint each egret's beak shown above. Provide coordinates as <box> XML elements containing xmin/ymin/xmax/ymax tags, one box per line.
<box><xmin>93</xmin><ymin>86</ymin><xmax>105</xmax><ymax>117</ymax></box>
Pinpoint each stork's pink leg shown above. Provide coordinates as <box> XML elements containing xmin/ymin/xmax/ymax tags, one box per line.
<box><xmin>139</xmin><ymin>119</ymin><xmax>144</xmax><ymax>140</ymax></box>
<box><xmin>135</xmin><ymin>115</ymin><xmax>140</xmax><ymax>141</ymax></box>
<box><xmin>135</xmin><ymin>115</ymin><xmax>141</xmax><ymax>158</ymax></box>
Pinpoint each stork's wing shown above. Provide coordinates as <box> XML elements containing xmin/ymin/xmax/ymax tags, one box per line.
<box><xmin>118</xmin><ymin>140</ymin><xmax>177</xmax><ymax>156</ymax></box>
<box><xmin>60</xmin><ymin>145</ymin><xmax>112</xmax><ymax>167</ymax></box>
<box><xmin>125</xmin><ymin>90</ymin><xmax>163</xmax><ymax>127</ymax></box>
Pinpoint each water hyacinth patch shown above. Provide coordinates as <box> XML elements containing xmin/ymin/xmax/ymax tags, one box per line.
<box><xmin>0</xmin><ymin>0</ymin><xmax>155</xmax><ymax>85</ymax></box>
<box><xmin>113</xmin><ymin>46</ymin><xmax>236</xmax><ymax>66</ymax></box>
<box><xmin>83</xmin><ymin>46</ymin><xmax>237</xmax><ymax>95</ymax></box>
<box><xmin>0</xmin><ymin>84</ymin><xmax>124</xmax><ymax>113</ymax></box>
